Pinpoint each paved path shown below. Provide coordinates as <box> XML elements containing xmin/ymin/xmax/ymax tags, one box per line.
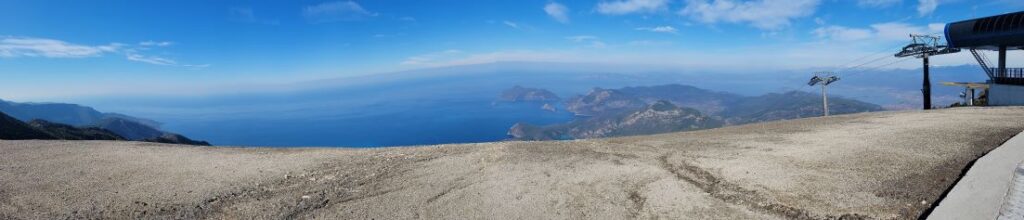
<box><xmin>929</xmin><ymin>131</ymin><xmax>1024</xmax><ymax>220</ymax></box>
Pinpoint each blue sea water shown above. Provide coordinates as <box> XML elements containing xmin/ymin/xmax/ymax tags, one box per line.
<box><xmin>156</xmin><ymin>100</ymin><xmax>574</xmax><ymax>147</ymax></box>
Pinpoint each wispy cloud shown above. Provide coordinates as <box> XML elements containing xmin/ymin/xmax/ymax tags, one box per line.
<box><xmin>636</xmin><ymin>26</ymin><xmax>678</xmax><ymax>34</ymax></box>
<box><xmin>503</xmin><ymin>20</ymin><xmax>520</xmax><ymax>29</ymax></box>
<box><xmin>139</xmin><ymin>41</ymin><xmax>173</xmax><ymax>47</ymax></box>
<box><xmin>401</xmin><ymin>49</ymin><xmax>463</xmax><ymax>65</ymax></box>
<box><xmin>228</xmin><ymin>7</ymin><xmax>280</xmax><ymax>25</ymax></box>
<box><xmin>628</xmin><ymin>40</ymin><xmax>674</xmax><ymax>46</ymax></box>
<box><xmin>0</xmin><ymin>37</ymin><xmax>119</xmax><ymax>58</ymax></box>
<box><xmin>679</xmin><ymin>0</ymin><xmax>821</xmax><ymax>30</ymax></box>
<box><xmin>596</xmin><ymin>0</ymin><xmax>669</xmax><ymax>15</ymax></box>
<box><xmin>917</xmin><ymin>0</ymin><xmax>938</xmax><ymax>16</ymax></box>
<box><xmin>857</xmin><ymin>0</ymin><xmax>901</xmax><ymax>8</ymax></box>
<box><xmin>812</xmin><ymin>22</ymin><xmax>945</xmax><ymax>42</ymax></box>
<box><xmin>0</xmin><ymin>36</ymin><xmax>206</xmax><ymax>68</ymax></box>
<box><xmin>303</xmin><ymin>1</ymin><xmax>377</xmax><ymax>23</ymax></box>
<box><xmin>565</xmin><ymin>35</ymin><xmax>606</xmax><ymax>48</ymax></box>
<box><xmin>125</xmin><ymin>52</ymin><xmax>176</xmax><ymax>66</ymax></box>
<box><xmin>544</xmin><ymin>2</ymin><xmax>570</xmax><ymax>24</ymax></box>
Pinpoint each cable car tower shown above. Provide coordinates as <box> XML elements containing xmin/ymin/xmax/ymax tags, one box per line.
<box><xmin>808</xmin><ymin>72</ymin><xmax>839</xmax><ymax>116</ymax></box>
<box><xmin>895</xmin><ymin>34</ymin><xmax>961</xmax><ymax>109</ymax></box>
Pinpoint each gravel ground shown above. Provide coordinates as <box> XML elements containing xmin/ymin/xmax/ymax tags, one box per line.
<box><xmin>2</xmin><ymin>107</ymin><xmax>1023</xmax><ymax>219</ymax></box>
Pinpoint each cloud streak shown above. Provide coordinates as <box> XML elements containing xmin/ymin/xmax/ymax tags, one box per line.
<box><xmin>303</xmin><ymin>1</ymin><xmax>376</xmax><ymax>23</ymax></box>
<box><xmin>0</xmin><ymin>37</ymin><xmax>120</xmax><ymax>58</ymax></box>
<box><xmin>636</xmin><ymin>26</ymin><xmax>678</xmax><ymax>34</ymax></box>
<box><xmin>544</xmin><ymin>2</ymin><xmax>570</xmax><ymax>24</ymax></box>
<box><xmin>857</xmin><ymin>0</ymin><xmax>901</xmax><ymax>8</ymax></box>
<box><xmin>917</xmin><ymin>0</ymin><xmax>938</xmax><ymax>16</ymax></box>
<box><xmin>565</xmin><ymin>35</ymin><xmax>607</xmax><ymax>48</ymax></box>
<box><xmin>139</xmin><ymin>41</ymin><xmax>173</xmax><ymax>47</ymax></box>
<box><xmin>680</xmin><ymin>0</ymin><xmax>821</xmax><ymax>30</ymax></box>
<box><xmin>0</xmin><ymin>36</ymin><xmax>206</xmax><ymax>68</ymax></box>
<box><xmin>812</xmin><ymin>22</ymin><xmax>946</xmax><ymax>42</ymax></box>
<box><xmin>503</xmin><ymin>21</ymin><xmax>520</xmax><ymax>29</ymax></box>
<box><xmin>596</xmin><ymin>0</ymin><xmax>669</xmax><ymax>15</ymax></box>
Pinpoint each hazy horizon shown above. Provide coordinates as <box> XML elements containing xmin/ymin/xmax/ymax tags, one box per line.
<box><xmin>3</xmin><ymin>0</ymin><xmax>1024</xmax><ymax>101</ymax></box>
<box><xmin>2</xmin><ymin>0</ymin><xmax>1022</xmax><ymax>147</ymax></box>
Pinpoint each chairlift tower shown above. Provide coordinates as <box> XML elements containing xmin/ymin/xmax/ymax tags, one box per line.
<box><xmin>895</xmin><ymin>34</ymin><xmax>961</xmax><ymax>109</ymax></box>
<box><xmin>808</xmin><ymin>72</ymin><xmax>839</xmax><ymax>116</ymax></box>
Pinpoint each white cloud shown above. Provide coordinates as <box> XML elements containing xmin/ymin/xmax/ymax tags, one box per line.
<box><xmin>628</xmin><ymin>40</ymin><xmax>674</xmax><ymax>46</ymax></box>
<box><xmin>917</xmin><ymin>0</ymin><xmax>938</xmax><ymax>16</ymax></box>
<box><xmin>126</xmin><ymin>52</ymin><xmax>177</xmax><ymax>66</ymax></box>
<box><xmin>871</xmin><ymin>22</ymin><xmax>944</xmax><ymax>40</ymax></box>
<box><xmin>0</xmin><ymin>37</ymin><xmax>119</xmax><ymax>58</ymax></box>
<box><xmin>636</xmin><ymin>26</ymin><xmax>678</xmax><ymax>34</ymax></box>
<box><xmin>0</xmin><ymin>36</ymin><xmax>206</xmax><ymax>68</ymax></box>
<box><xmin>401</xmin><ymin>49</ymin><xmax>463</xmax><ymax>65</ymax></box>
<box><xmin>302</xmin><ymin>1</ymin><xmax>376</xmax><ymax>23</ymax></box>
<box><xmin>228</xmin><ymin>7</ymin><xmax>280</xmax><ymax>25</ymax></box>
<box><xmin>139</xmin><ymin>41</ymin><xmax>173</xmax><ymax>47</ymax></box>
<box><xmin>857</xmin><ymin>0</ymin><xmax>901</xmax><ymax>8</ymax></box>
<box><xmin>503</xmin><ymin>21</ymin><xmax>520</xmax><ymax>29</ymax></box>
<box><xmin>596</xmin><ymin>0</ymin><xmax>669</xmax><ymax>15</ymax></box>
<box><xmin>565</xmin><ymin>35</ymin><xmax>598</xmax><ymax>42</ymax></box>
<box><xmin>812</xmin><ymin>26</ymin><xmax>874</xmax><ymax>41</ymax></box>
<box><xmin>544</xmin><ymin>2</ymin><xmax>570</xmax><ymax>24</ymax></box>
<box><xmin>564</xmin><ymin>35</ymin><xmax>606</xmax><ymax>48</ymax></box>
<box><xmin>679</xmin><ymin>0</ymin><xmax>821</xmax><ymax>30</ymax></box>
<box><xmin>812</xmin><ymin>22</ymin><xmax>946</xmax><ymax>42</ymax></box>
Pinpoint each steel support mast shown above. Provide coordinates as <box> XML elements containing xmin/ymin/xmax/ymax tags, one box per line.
<box><xmin>808</xmin><ymin>72</ymin><xmax>839</xmax><ymax>117</ymax></box>
<box><xmin>895</xmin><ymin>34</ymin><xmax>960</xmax><ymax>110</ymax></box>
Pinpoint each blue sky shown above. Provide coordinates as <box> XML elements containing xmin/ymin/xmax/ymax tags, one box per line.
<box><xmin>1</xmin><ymin>0</ymin><xmax>1023</xmax><ymax>100</ymax></box>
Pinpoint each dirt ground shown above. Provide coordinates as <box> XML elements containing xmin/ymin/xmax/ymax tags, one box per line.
<box><xmin>2</xmin><ymin>107</ymin><xmax>1023</xmax><ymax>219</ymax></box>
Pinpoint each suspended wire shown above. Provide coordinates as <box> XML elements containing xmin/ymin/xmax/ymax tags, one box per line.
<box><xmin>843</xmin><ymin>57</ymin><xmax>916</xmax><ymax>78</ymax></box>
<box><xmin>837</xmin><ymin>54</ymin><xmax>894</xmax><ymax>73</ymax></box>
<box><xmin>834</xmin><ymin>44</ymin><xmax>909</xmax><ymax>73</ymax></box>
<box><xmin>835</xmin><ymin>44</ymin><xmax>904</xmax><ymax>70</ymax></box>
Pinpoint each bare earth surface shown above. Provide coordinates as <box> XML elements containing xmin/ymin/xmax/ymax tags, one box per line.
<box><xmin>2</xmin><ymin>107</ymin><xmax>1024</xmax><ymax>219</ymax></box>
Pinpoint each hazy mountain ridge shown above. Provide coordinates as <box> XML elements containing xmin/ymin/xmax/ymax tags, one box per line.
<box><xmin>564</xmin><ymin>88</ymin><xmax>647</xmax><ymax>116</ymax></box>
<box><xmin>0</xmin><ymin>111</ymin><xmax>55</xmax><ymax>140</ymax></box>
<box><xmin>93</xmin><ymin>117</ymin><xmax>165</xmax><ymax>140</ymax></box>
<box><xmin>0</xmin><ymin>99</ymin><xmax>160</xmax><ymax>128</ymax></box>
<box><xmin>508</xmin><ymin>84</ymin><xmax>882</xmax><ymax>140</ymax></box>
<box><xmin>496</xmin><ymin>86</ymin><xmax>561</xmax><ymax>103</ymax></box>
<box><xmin>27</xmin><ymin>119</ymin><xmax>125</xmax><ymax>140</ymax></box>
<box><xmin>509</xmin><ymin>100</ymin><xmax>720</xmax><ymax>140</ymax></box>
<box><xmin>721</xmin><ymin>91</ymin><xmax>884</xmax><ymax>124</ymax></box>
<box><xmin>0</xmin><ymin>99</ymin><xmax>209</xmax><ymax>145</ymax></box>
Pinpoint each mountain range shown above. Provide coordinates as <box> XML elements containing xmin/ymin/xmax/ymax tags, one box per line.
<box><xmin>507</xmin><ymin>84</ymin><xmax>883</xmax><ymax>140</ymax></box>
<box><xmin>0</xmin><ymin>99</ymin><xmax>209</xmax><ymax>145</ymax></box>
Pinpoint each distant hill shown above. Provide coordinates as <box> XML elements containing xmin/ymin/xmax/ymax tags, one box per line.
<box><xmin>142</xmin><ymin>133</ymin><xmax>210</xmax><ymax>146</ymax></box>
<box><xmin>0</xmin><ymin>99</ymin><xmax>160</xmax><ymax>127</ymax></box>
<box><xmin>564</xmin><ymin>88</ymin><xmax>646</xmax><ymax>116</ymax></box>
<box><xmin>496</xmin><ymin>86</ymin><xmax>560</xmax><ymax>103</ymax></box>
<box><xmin>721</xmin><ymin>91</ymin><xmax>884</xmax><ymax>124</ymax></box>
<box><xmin>92</xmin><ymin>117</ymin><xmax>165</xmax><ymax>140</ymax></box>
<box><xmin>27</xmin><ymin>120</ymin><xmax>124</xmax><ymax>140</ymax></box>
<box><xmin>618</xmin><ymin>84</ymin><xmax>743</xmax><ymax>115</ymax></box>
<box><xmin>90</xmin><ymin>118</ymin><xmax>209</xmax><ymax>146</ymax></box>
<box><xmin>0</xmin><ymin>99</ymin><xmax>209</xmax><ymax>146</ymax></box>
<box><xmin>509</xmin><ymin>84</ymin><xmax>883</xmax><ymax>141</ymax></box>
<box><xmin>509</xmin><ymin>100</ymin><xmax>721</xmax><ymax>140</ymax></box>
<box><xmin>0</xmin><ymin>111</ymin><xmax>55</xmax><ymax>140</ymax></box>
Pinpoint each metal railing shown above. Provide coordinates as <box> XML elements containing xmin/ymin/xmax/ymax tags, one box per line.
<box><xmin>990</xmin><ymin>68</ymin><xmax>1024</xmax><ymax>85</ymax></box>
